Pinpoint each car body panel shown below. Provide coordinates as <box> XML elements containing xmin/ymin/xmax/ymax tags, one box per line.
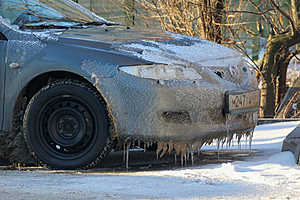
<box><xmin>96</xmin><ymin>70</ymin><xmax>257</xmax><ymax>142</ymax></box>
<box><xmin>0</xmin><ymin>15</ymin><xmax>258</xmax><ymax>144</ymax></box>
<box><xmin>1</xmin><ymin>24</ymin><xmax>152</xmax><ymax>132</ymax></box>
<box><xmin>60</xmin><ymin>26</ymin><xmax>244</xmax><ymax>67</ymax></box>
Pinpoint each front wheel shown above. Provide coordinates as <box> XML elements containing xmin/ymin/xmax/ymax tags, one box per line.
<box><xmin>24</xmin><ymin>80</ymin><xmax>110</xmax><ymax>169</ymax></box>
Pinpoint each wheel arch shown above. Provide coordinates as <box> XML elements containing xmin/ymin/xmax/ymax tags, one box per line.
<box><xmin>11</xmin><ymin>70</ymin><xmax>117</xmax><ymax>139</ymax></box>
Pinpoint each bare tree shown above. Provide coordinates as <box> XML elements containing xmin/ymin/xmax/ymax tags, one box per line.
<box><xmin>244</xmin><ymin>0</ymin><xmax>300</xmax><ymax>117</ymax></box>
<box><xmin>135</xmin><ymin>0</ymin><xmax>227</xmax><ymax>43</ymax></box>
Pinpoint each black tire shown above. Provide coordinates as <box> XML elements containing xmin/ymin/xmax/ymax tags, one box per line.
<box><xmin>24</xmin><ymin>80</ymin><xmax>110</xmax><ymax>169</ymax></box>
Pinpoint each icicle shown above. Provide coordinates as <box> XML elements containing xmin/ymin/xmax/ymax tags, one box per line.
<box><xmin>174</xmin><ymin>144</ymin><xmax>180</xmax><ymax>156</ymax></box>
<box><xmin>123</xmin><ymin>143</ymin><xmax>126</xmax><ymax>163</ymax></box>
<box><xmin>196</xmin><ymin>140</ymin><xmax>204</xmax><ymax>157</ymax></box>
<box><xmin>249</xmin><ymin>130</ymin><xmax>254</xmax><ymax>153</ymax></box>
<box><xmin>206</xmin><ymin>138</ymin><xmax>213</xmax><ymax>145</ymax></box>
<box><xmin>237</xmin><ymin>134</ymin><xmax>242</xmax><ymax>149</ymax></box>
<box><xmin>189</xmin><ymin>144</ymin><xmax>195</xmax><ymax>166</ymax></box>
<box><xmin>160</xmin><ymin>143</ymin><xmax>168</xmax><ymax>158</ymax></box>
<box><xmin>181</xmin><ymin>154</ymin><xmax>184</xmax><ymax>167</ymax></box>
<box><xmin>174</xmin><ymin>153</ymin><xmax>177</xmax><ymax>165</ymax></box>
<box><xmin>221</xmin><ymin>137</ymin><xmax>226</xmax><ymax>148</ymax></box>
<box><xmin>191</xmin><ymin>152</ymin><xmax>194</xmax><ymax>166</ymax></box>
<box><xmin>125</xmin><ymin>143</ymin><xmax>129</xmax><ymax>169</ymax></box>
<box><xmin>225</xmin><ymin>114</ymin><xmax>235</xmax><ymax>149</ymax></box>
<box><xmin>168</xmin><ymin>142</ymin><xmax>174</xmax><ymax>154</ymax></box>
<box><xmin>225</xmin><ymin>114</ymin><xmax>233</xmax><ymax>135</ymax></box>
<box><xmin>227</xmin><ymin>132</ymin><xmax>233</xmax><ymax>148</ymax></box>
<box><xmin>156</xmin><ymin>143</ymin><xmax>163</xmax><ymax>160</ymax></box>
<box><xmin>138</xmin><ymin>140</ymin><xmax>141</xmax><ymax>148</ymax></box>
<box><xmin>217</xmin><ymin>139</ymin><xmax>220</xmax><ymax>160</ymax></box>
<box><xmin>181</xmin><ymin>144</ymin><xmax>187</xmax><ymax>160</ymax></box>
<box><xmin>245</xmin><ymin>134</ymin><xmax>248</xmax><ymax>150</ymax></box>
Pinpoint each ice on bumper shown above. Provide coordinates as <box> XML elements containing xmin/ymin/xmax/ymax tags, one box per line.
<box><xmin>107</xmin><ymin>33</ymin><xmax>259</xmax><ymax>162</ymax></box>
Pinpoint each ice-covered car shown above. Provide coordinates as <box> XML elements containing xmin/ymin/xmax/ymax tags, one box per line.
<box><xmin>0</xmin><ymin>0</ymin><xmax>259</xmax><ymax>169</ymax></box>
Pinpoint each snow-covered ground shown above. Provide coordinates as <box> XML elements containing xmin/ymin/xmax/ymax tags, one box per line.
<box><xmin>1</xmin><ymin>121</ymin><xmax>300</xmax><ymax>200</ymax></box>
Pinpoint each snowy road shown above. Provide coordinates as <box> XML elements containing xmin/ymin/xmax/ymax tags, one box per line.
<box><xmin>1</xmin><ymin>121</ymin><xmax>300</xmax><ymax>200</ymax></box>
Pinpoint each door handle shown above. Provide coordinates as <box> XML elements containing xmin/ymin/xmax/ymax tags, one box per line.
<box><xmin>9</xmin><ymin>63</ymin><xmax>20</xmax><ymax>69</ymax></box>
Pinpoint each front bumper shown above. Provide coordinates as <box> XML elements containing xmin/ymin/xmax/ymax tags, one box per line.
<box><xmin>99</xmin><ymin>71</ymin><xmax>258</xmax><ymax>142</ymax></box>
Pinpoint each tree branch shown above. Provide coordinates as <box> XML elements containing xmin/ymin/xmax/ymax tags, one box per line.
<box><xmin>247</xmin><ymin>0</ymin><xmax>276</xmax><ymax>34</ymax></box>
<box><xmin>290</xmin><ymin>50</ymin><xmax>300</xmax><ymax>61</ymax></box>
<box><xmin>227</xmin><ymin>9</ymin><xmax>274</xmax><ymax>16</ymax></box>
<box><xmin>269</xmin><ymin>0</ymin><xmax>296</xmax><ymax>34</ymax></box>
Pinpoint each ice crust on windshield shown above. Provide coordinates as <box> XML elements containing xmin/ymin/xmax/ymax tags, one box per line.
<box><xmin>0</xmin><ymin>16</ymin><xmax>63</xmax><ymax>41</ymax></box>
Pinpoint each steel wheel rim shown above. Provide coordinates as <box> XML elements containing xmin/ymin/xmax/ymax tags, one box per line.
<box><xmin>37</xmin><ymin>95</ymin><xmax>97</xmax><ymax>160</ymax></box>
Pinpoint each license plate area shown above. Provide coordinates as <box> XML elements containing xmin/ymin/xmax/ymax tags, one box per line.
<box><xmin>225</xmin><ymin>90</ymin><xmax>260</xmax><ymax>114</ymax></box>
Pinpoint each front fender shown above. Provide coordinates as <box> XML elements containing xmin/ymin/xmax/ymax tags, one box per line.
<box><xmin>3</xmin><ymin>39</ymin><xmax>122</xmax><ymax>132</ymax></box>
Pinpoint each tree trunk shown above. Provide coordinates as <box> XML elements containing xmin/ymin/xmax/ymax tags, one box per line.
<box><xmin>259</xmin><ymin>30</ymin><xmax>300</xmax><ymax>117</ymax></box>
<box><xmin>260</xmin><ymin>49</ymin><xmax>290</xmax><ymax>117</ymax></box>
<box><xmin>259</xmin><ymin>36</ymin><xmax>278</xmax><ymax>117</ymax></box>
<box><xmin>200</xmin><ymin>0</ymin><xmax>224</xmax><ymax>43</ymax></box>
<box><xmin>211</xmin><ymin>0</ymin><xmax>224</xmax><ymax>43</ymax></box>
<box><xmin>260</xmin><ymin>67</ymin><xmax>276</xmax><ymax>117</ymax></box>
<box><xmin>276</xmin><ymin>51</ymin><xmax>292</xmax><ymax>109</ymax></box>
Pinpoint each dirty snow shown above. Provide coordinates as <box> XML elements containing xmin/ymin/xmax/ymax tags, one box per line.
<box><xmin>1</xmin><ymin>121</ymin><xmax>300</xmax><ymax>200</ymax></box>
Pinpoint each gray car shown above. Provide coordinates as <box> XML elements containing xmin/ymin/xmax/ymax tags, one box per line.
<box><xmin>0</xmin><ymin>0</ymin><xmax>259</xmax><ymax>169</ymax></box>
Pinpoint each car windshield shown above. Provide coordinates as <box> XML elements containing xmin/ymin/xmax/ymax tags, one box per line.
<box><xmin>0</xmin><ymin>0</ymin><xmax>107</xmax><ymax>29</ymax></box>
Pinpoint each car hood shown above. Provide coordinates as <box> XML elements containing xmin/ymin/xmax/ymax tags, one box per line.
<box><xmin>58</xmin><ymin>26</ymin><xmax>243</xmax><ymax>67</ymax></box>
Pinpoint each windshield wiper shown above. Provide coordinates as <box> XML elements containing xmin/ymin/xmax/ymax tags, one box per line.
<box><xmin>73</xmin><ymin>21</ymin><xmax>118</xmax><ymax>27</ymax></box>
<box><xmin>20</xmin><ymin>23</ymin><xmax>71</xmax><ymax>30</ymax></box>
<box><xmin>20</xmin><ymin>21</ymin><xmax>118</xmax><ymax>30</ymax></box>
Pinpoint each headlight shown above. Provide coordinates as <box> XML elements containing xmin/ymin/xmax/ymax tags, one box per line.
<box><xmin>119</xmin><ymin>64</ymin><xmax>202</xmax><ymax>80</ymax></box>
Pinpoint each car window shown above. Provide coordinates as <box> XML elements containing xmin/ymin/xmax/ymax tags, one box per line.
<box><xmin>1</xmin><ymin>0</ymin><xmax>64</xmax><ymax>24</ymax></box>
<box><xmin>0</xmin><ymin>0</ymin><xmax>103</xmax><ymax>27</ymax></box>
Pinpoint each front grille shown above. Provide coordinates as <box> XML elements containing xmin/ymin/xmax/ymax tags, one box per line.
<box><xmin>161</xmin><ymin>111</ymin><xmax>192</xmax><ymax>124</ymax></box>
